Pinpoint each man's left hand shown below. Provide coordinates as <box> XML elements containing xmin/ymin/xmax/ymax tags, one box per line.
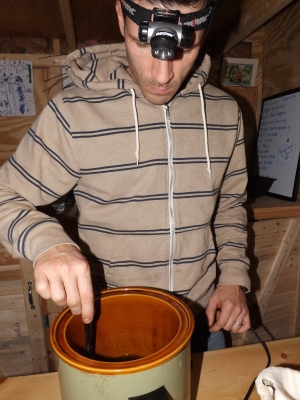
<box><xmin>206</xmin><ymin>285</ymin><xmax>250</xmax><ymax>334</ymax></box>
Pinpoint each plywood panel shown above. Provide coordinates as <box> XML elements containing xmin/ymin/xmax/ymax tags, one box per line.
<box><xmin>0</xmin><ymin>57</ymin><xmax>65</xmax><ymax>377</ymax></box>
<box><xmin>250</xmin><ymin>262</ymin><xmax>297</xmax><ymax>293</ymax></box>
<box><xmin>0</xmin><ymin>252</ymin><xmax>21</xmax><ymax>269</ymax></box>
<box><xmin>0</xmin><ymin>0</ymin><xmax>123</xmax><ymax>44</ymax></box>
<box><xmin>247</xmin><ymin>218</ymin><xmax>290</xmax><ymax>237</ymax></box>
<box><xmin>248</xmin><ymin>242</ymin><xmax>298</xmax><ymax>263</ymax></box>
<box><xmin>256</xmin><ymin>313</ymin><xmax>294</xmax><ymax>333</ymax></box>
<box><xmin>0</xmin><ymin>1</ymin><xmax>64</xmax><ymax>39</ymax></box>
<box><xmin>0</xmin><ymin>338</ymin><xmax>32</xmax><ymax>366</ymax></box>
<box><xmin>269</xmin><ymin>290</ymin><xmax>296</xmax><ymax>309</ymax></box>
<box><xmin>224</xmin><ymin>26</ymin><xmax>264</xmax><ymax>175</ymax></box>
<box><xmin>20</xmin><ymin>259</ymin><xmax>49</xmax><ymax>373</ymax></box>
<box><xmin>0</xmin><ymin>294</ymin><xmax>25</xmax><ymax>311</ymax></box>
<box><xmin>246</xmin><ymin>28</ymin><xmax>264</xmax><ymax>126</ymax></box>
<box><xmin>232</xmin><ymin>324</ymin><xmax>294</xmax><ymax>346</ymax></box>
<box><xmin>72</xmin><ymin>0</ymin><xmax>122</xmax><ymax>43</ymax></box>
<box><xmin>247</xmin><ymin>240</ymin><xmax>297</xmax><ymax>261</ymax></box>
<box><xmin>0</xmin><ymin>309</ymin><xmax>27</xmax><ymax>325</ymax></box>
<box><xmin>0</xmin><ymin>363</ymin><xmax>34</xmax><ymax>378</ymax></box>
<box><xmin>264</xmin><ymin>302</ymin><xmax>295</xmax><ymax>321</ymax></box>
<box><xmin>230</xmin><ymin>217</ymin><xmax>300</xmax><ymax>347</ymax></box>
<box><xmin>0</xmin><ymin>265</ymin><xmax>22</xmax><ymax>281</ymax></box>
<box><xmin>274</xmin><ymin>278</ymin><xmax>297</xmax><ymax>296</ymax></box>
<box><xmin>0</xmin><ymin>279</ymin><xmax>23</xmax><ymax>296</ymax></box>
<box><xmin>209</xmin><ymin>0</ymin><xmax>294</xmax><ymax>58</ymax></box>
<box><xmin>41</xmin><ymin>297</ymin><xmax>64</xmax><ymax>372</ymax></box>
<box><xmin>294</xmin><ymin>240</ymin><xmax>300</xmax><ymax>335</ymax></box>
<box><xmin>249</xmin><ymin>254</ymin><xmax>297</xmax><ymax>278</ymax></box>
<box><xmin>221</xmin><ymin>86</ymin><xmax>258</xmax><ymax>174</ymax></box>
<box><xmin>0</xmin><ymin>322</ymin><xmax>28</xmax><ymax>339</ymax></box>
<box><xmin>263</xmin><ymin>0</ymin><xmax>300</xmax><ymax>98</ymax></box>
<box><xmin>207</xmin><ymin>0</ymin><xmax>260</xmax><ymax>53</ymax></box>
<box><xmin>0</xmin><ymin>244</ymin><xmax>32</xmax><ymax>376</ymax></box>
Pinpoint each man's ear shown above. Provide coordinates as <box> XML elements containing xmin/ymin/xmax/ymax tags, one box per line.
<box><xmin>116</xmin><ymin>0</ymin><xmax>125</xmax><ymax>37</ymax></box>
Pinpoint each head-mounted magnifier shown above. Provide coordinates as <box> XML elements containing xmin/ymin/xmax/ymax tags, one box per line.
<box><xmin>120</xmin><ymin>0</ymin><xmax>216</xmax><ymax>60</ymax></box>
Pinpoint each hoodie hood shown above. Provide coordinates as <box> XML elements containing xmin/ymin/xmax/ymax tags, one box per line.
<box><xmin>65</xmin><ymin>42</ymin><xmax>211</xmax><ymax>97</ymax></box>
<box><xmin>65</xmin><ymin>42</ymin><xmax>212</xmax><ymax>176</ymax></box>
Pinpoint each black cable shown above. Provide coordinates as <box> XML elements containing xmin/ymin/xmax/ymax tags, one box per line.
<box><xmin>243</xmin><ymin>327</ymin><xmax>272</xmax><ymax>400</ymax></box>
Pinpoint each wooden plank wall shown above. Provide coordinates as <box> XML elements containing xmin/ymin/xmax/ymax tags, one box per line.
<box><xmin>210</xmin><ymin>1</ymin><xmax>300</xmax><ymax>177</ymax></box>
<box><xmin>230</xmin><ymin>217</ymin><xmax>300</xmax><ymax>347</ymax></box>
<box><xmin>245</xmin><ymin>29</ymin><xmax>264</xmax><ymax>127</ymax></box>
<box><xmin>262</xmin><ymin>0</ymin><xmax>300</xmax><ymax>197</ymax></box>
<box><xmin>0</xmin><ymin>60</ymin><xmax>63</xmax><ymax>377</ymax></box>
<box><xmin>0</xmin><ymin>243</ymin><xmax>33</xmax><ymax>377</ymax></box>
<box><xmin>209</xmin><ymin>28</ymin><xmax>264</xmax><ymax>176</ymax></box>
<box><xmin>262</xmin><ymin>0</ymin><xmax>300</xmax><ymax>99</ymax></box>
<box><xmin>261</xmin><ymin>0</ymin><xmax>300</xmax><ymax>200</ymax></box>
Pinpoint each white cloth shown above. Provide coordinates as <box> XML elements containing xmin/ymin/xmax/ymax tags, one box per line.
<box><xmin>255</xmin><ymin>366</ymin><xmax>300</xmax><ymax>399</ymax></box>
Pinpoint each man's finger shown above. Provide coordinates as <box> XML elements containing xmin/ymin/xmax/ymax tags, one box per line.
<box><xmin>229</xmin><ymin>313</ymin><xmax>245</xmax><ymax>333</ymax></box>
<box><xmin>209</xmin><ymin>312</ymin><xmax>229</xmax><ymax>332</ymax></box>
<box><xmin>206</xmin><ymin>299</ymin><xmax>219</xmax><ymax>327</ymax></box>
<box><xmin>34</xmin><ymin>271</ymin><xmax>51</xmax><ymax>299</ymax></box>
<box><xmin>49</xmin><ymin>276</ymin><xmax>68</xmax><ymax>307</ymax></box>
<box><xmin>77</xmin><ymin>274</ymin><xmax>94</xmax><ymax>323</ymax></box>
<box><xmin>239</xmin><ymin>313</ymin><xmax>251</xmax><ymax>332</ymax></box>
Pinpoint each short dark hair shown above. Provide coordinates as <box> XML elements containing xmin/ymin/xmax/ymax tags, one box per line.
<box><xmin>142</xmin><ymin>0</ymin><xmax>208</xmax><ymax>8</ymax></box>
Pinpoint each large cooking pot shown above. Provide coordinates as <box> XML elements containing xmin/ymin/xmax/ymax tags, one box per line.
<box><xmin>51</xmin><ymin>286</ymin><xmax>194</xmax><ymax>399</ymax></box>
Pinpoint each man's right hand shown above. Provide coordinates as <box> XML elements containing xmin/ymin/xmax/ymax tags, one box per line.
<box><xmin>34</xmin><ymin>244</ymin><xmax>94</xmax><ymax>323</ymax></box>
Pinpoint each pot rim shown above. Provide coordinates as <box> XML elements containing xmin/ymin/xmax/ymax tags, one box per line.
<box><xmin>50</xmin><ymin>287</ymin><xmax>195</xmax><ymax>375</ymax></box>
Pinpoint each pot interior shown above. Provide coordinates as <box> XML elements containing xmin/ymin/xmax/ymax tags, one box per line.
<box><xmin>64</xmin><ymin>292</ymin><xmax>181</xmax><ymax>362</ymax></box>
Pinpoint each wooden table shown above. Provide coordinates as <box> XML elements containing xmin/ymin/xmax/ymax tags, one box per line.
<box><xmin>1</xmin><ymin>336</ymin><xmax>300</xmax><ymax>400</ymax></box>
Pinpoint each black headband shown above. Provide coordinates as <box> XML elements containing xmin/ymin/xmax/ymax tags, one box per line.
<box><xmin>120</xmin><ymin>0</ymin><xmax>216</xmax><ymax>31</ymax></box>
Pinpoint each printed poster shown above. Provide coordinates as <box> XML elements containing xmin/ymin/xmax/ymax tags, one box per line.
<box><xmin>0</xmin><ymin>60</ymin><xmax>36</xmax><ymax>116</ymax></box>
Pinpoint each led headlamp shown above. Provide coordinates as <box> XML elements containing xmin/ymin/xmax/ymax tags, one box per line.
<box><xmin>120</xmin><ymin>0</ymin><xmax>216</xmax><ymax>60</ymax></box>
<box><xmin>139</xmin><ymin>8</ymin><xmax>191</xmax><ymax>60</ymax></box>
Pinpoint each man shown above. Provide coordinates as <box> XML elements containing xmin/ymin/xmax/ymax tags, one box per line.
<box><xmin>0</xmin><ymin>0</ymin><xmax>250</xmax><ymax>351</ymax></box>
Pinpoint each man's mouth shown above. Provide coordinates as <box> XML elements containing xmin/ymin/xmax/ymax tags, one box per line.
<box><xmin>148</xmin><ymin>85</ymin><xmax>172</xmax><ymax>95</ymax></box>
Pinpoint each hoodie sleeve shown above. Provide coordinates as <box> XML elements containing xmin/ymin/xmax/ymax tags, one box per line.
<box><xmin>212</xmin><ymin>109</ymin><xmax>251</xmax><ymax>291</ymax></box>
<box><xmin>0</xmin><ymin>94</ymin><xmax>81</xmax><ymax>262</ymax></box>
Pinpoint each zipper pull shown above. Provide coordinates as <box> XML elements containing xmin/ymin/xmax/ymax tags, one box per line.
<box><xmin>164</xmin><ymin>104</ymin><xmax>170</xmax><ymax>120</ymax></box>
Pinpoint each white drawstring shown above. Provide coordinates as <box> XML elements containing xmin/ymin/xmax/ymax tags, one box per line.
<box><xmin>198</xmin><ymin>83</ymin><xmax>212</xmax><ymax>178</ymax></box>
<box><xmin>130</xmin><ymin>88</ymin><xmax>140</xmax><ymax>166</ymax></box>
<box><xmin>130</xmin><ymin>85</ymin><xmax>210</xmax><ymax>173</ymax></box>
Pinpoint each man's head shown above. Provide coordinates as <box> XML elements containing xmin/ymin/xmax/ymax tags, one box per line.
<box><xmin>116</xmin><ymin>0</ymin><xmax>212</xmax><ymax>105</ymax></box>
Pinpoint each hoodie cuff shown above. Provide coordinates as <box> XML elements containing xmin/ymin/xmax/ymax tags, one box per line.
<box><xmin>217</xmin><ymin>263</ymin><xmax>251</xmax><ymax>292</ymax></box>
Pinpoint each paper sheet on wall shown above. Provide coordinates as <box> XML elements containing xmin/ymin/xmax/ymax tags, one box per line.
<box><xmin>0</xmin><ymin>60</ymin><xmax>36</xmax><ymax>116</ymax></box>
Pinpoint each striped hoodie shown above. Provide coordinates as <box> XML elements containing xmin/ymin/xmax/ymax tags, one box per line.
<box><xmin>0</xmin><ymin>42</ymin><xmax>250</xmax><ymax>313</ymax></box>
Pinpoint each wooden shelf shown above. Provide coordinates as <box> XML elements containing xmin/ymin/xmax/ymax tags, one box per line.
<box><xmin>245</xmin><ymin>196</ymin><xmax>300</xmax><ymax>221</ymax></box>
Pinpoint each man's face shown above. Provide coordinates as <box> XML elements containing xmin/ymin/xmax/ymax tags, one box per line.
<box><xmin>116</xmin><ymin>0</ymin><xmax>207</xmax><ymax>105</ymax></box>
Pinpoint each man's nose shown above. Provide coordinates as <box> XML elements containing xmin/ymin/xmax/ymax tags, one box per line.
<box><xmin>151</xmin><ymin>58</ymin><xmax>174</xmax><ymax>85</ymax></box>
